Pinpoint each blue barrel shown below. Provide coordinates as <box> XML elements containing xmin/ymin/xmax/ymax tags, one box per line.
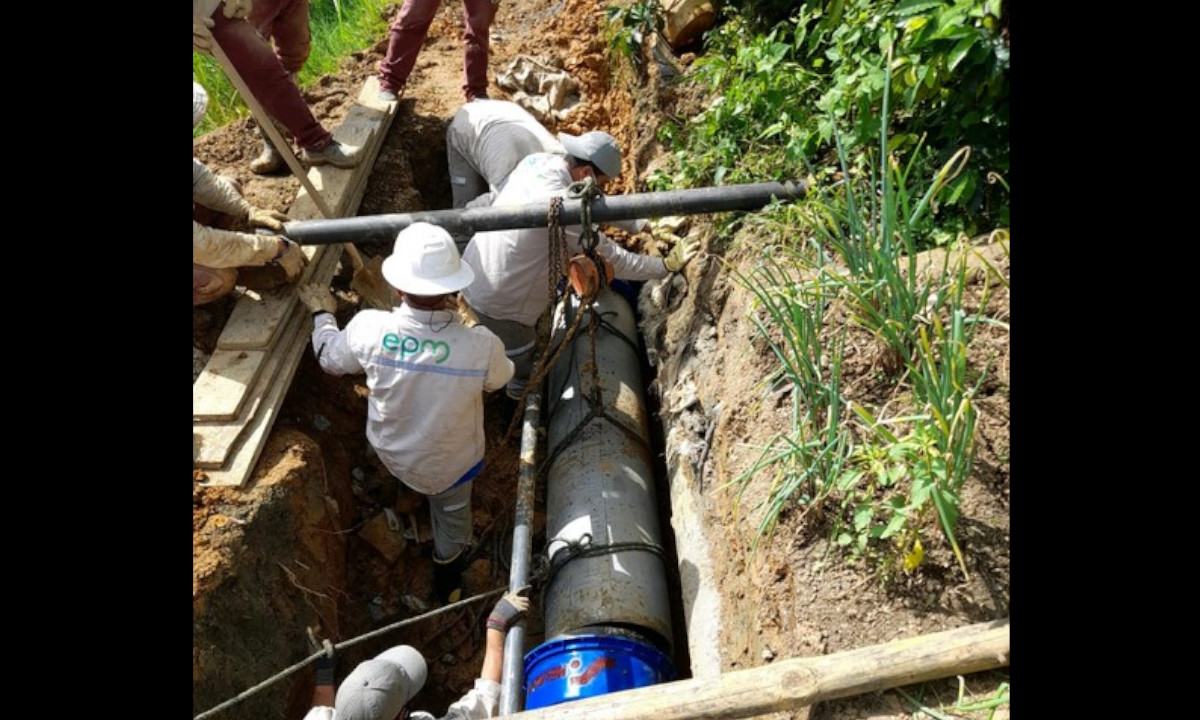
<box><xmin>522</xmin><ymin>635</ymin><xmax>676</xmax><ymax>710</ymax></box>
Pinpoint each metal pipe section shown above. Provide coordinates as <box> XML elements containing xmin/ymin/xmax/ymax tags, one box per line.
<box><xmin>500</xmin><ymin>389</ymin><xmax>542</xmax><ymax>716</ymax></box>
<box><xmin>283</xmin><ymin>180</ymin><xmax>808</xmax><ymax>246</ymax></box>
<box><xmin>541</xmin><ymin>288</ymin><xmax>673</xmax><ymax>648</ymax></box>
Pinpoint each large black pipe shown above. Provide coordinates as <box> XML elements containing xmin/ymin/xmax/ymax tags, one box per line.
<box><xmin>282</xmin><ymin>180</ymin><xmax>808</xmax><ymax>246</ymax></box>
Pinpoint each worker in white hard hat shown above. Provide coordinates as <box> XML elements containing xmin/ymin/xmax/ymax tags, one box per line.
<box><xmin>459</xmin><ymin>135</ymin><xmax>699</xmax><ymax>400</ymax></box>
<box><xmin>296</xmin><ymin>223</ymin><xmax>514</xmax><ymax>604</ymax></box>
<box><xmin>193</xmin><ymin>81</ymin><xmax>307</xmax><ymax>306</ymax></box>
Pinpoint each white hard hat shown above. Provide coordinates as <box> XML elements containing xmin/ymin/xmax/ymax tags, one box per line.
<box><xmin>558</xmin><ymin>131</ymin><xmax>622</xmax><ymax>178</ymax></box>
<box><xmin>382</xmin><ymin>222</ymin><xmax>476</xmax><ymax>295</ymax></box>
<box><xmin>193</xmin><ymin>82</ymin><xmax>209</xmax><ymax>128</ymax></box>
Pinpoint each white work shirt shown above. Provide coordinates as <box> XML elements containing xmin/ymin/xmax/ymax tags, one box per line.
<box><xmin>302</xmin><ymin>679</ymin><xmax>502</xmax><ymax>720</ymax></box>
<box><xmin>193</xmin><ymin>158</ymin><xmax>280</xmax><ymax>269</ymax></box>
<box><xmin>460</xmin><ymin>153</ymin><xmax>667</xmax><ymax>326</ymax></box>
<box><xmin>447</xmin><ymin>99</ymin><xmax>563</xmax><ymax>193</ymax></box>
<box><xmin>309</xmin><ymin>305</ymin><xmax>514</xmax><ymax>494</ymax></box>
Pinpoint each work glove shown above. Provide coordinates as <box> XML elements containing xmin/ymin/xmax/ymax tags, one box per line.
<box><xmin>297</xmin><ymin>282</ymin><xmax>337</xmax><ymax>315</ymax></box>
<box><xmin>313</xmin><ymin>652</ymin><xmax>338</xmax><ymax>688</ymax></box>
<box><xmin>662</xmin><ymin>233</ymin><xmax>699</xmax><ymax>273</ymax></box>
<box><xmin>269</xmin><ymin>238</ymin><xmax>307</xmax><ymax>283</ymax></box>
<box><xmin>486</xmin><ymin>585</ymin><xmax>531</xmax><ymax>633</ymax></box>
<box><xmin>248</xmin><ymin>206</ymin><xmax>290</xmax><ymax>232</ymax></box>
<box><xmin>221</xmin><ymin>0</ymin><xmax>252</xmax><ymax>19</ymax></box>
<box><xmin>193</xmin><ymin>14</ymin><xmax>214</xmax><ymax>52</ymax></box>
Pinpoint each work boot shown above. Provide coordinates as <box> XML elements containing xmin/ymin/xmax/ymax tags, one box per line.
<box><xmin>300</xmin><ymin>140</ymin><xmax>364</xmax><ymax>169</ymax></box>
<box><xmin>378</xmin><ymin>82</ymin><xmax>401</xmax><ymax>103</ymax></box>
<box><xmin>248</xmin><ymin>123</ymin><xmax>285</xmax><ymax>174</ymax></box>
<box><xmin>249</xmin><ymin>127</ymin><xmax>284</xmax><ymax>175</ymax></box>
<box><xmin>432</xmin><ymin>551</ymin><xmax>469</xmax><ymax>605</ymax></box>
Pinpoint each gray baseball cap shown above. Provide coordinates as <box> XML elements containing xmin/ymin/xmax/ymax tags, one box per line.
<box><xmin>335</xmin><ymin>645</ymin><xmax>428</xmax><ymax>720</ymax></box>
<box><xmin>558</xmin><ymin>131</ymin><xmax>622</xmax><ymax>178</ymax></box>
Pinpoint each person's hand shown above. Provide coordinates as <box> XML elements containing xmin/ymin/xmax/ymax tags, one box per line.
<box><xmin>221</xmin><ymin>0</ymin><xmax>252</xmax><ymax>19</ymax></box>
<box><xmin>193</xmin><ymin>14</ymin><xmax>214</xmax><ymax>52</ymax></box>
<box><xmin>486</xmin><ymin>585</ymin><xmax>531</xmax><ymax>633</ymax></box>
<box><xmin>197</xmin><ymin>272</ymin><xmax>225</xmax><ymax>296</ymax></box>
<box><xmin>248</xmin><ymin>206</ymin><xmax>290</xmax><ymax>232</ymax></box>
<box><xmin>313</xmin><ymin>652</ymin><xmax>338</xmax><ymax>688</ymax></box>
<box><xmin>269</xmin><ymin>238</ymin><xmax>307</xmax><ymax>283</ymax></box>
<box><xmin>662</xmin><ymin>233</ymin><xmax>699</xmax><ymax>273</ymax></box>
<box><xmin>296</xmin><ymin>282</ymin><xmax>337</xmax><ymax>314</ymax></box>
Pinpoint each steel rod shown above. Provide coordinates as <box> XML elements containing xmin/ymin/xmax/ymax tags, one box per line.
<box><xmin>499</xmin><ymin>388</ymin><xmax>542</xmax><ymax>715</ymax></box>
<box><xmin>283</xmin><ymin>181</ymin><xmax>808</xmax><ymax>245</ymax></box>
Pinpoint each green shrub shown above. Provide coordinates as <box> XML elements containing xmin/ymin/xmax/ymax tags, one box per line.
<box><xmin>651</xmin><ymin>0</ymin><xmax>1009</xmax><ymax>235</ymax></box>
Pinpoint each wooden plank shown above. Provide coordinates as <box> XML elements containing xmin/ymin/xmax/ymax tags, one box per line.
<box><xmin>290</xmin><ymin>77</ymin><xmax>394</xmax><ymax>221</ymax></box>
<box><xmin>196</xmin><ymin>75</ymin><xmax>397</xmax><ymax>486</ymax></box>
<box><xmin>200</xmin><ymin>244</ymin><xmax>350</xmax><ymax>486</ymax></box>
<box><xmin>193</xmin><ymin>309</ymin><xmax>305</xmax><ymax>468</ymax></box>
<box><xmin>214</xmin><ymin>78</ymin><xmax>394</xmax><ymax>353</ymax></box>
<box><xmin>215</xmin><ymin>245</ymin><xmax>336</xmax><ymax>352</ymax></box>
<box><xmin>195</xmin><ymin>245</ymin><xmax>339</xmax><ymax>427</ymax></box>
<box><xmin>216</xmin><ymin>284</ymin><xmax>294</xmax><ymax>351</ymax></box>
<box><xmin>192</xmin><ymin>348</ymin><xmax>266</xmax><ymax>421</ymax></box>
<box><xmin>506</xmin><ymin>620</ymin><xmax>1010</xmax><ymax>720</ymax></box>
<box><xmin>197</xmin><ymin>312</ymin><xmax>311</xmax><ymax>485</ymax></box>
<box><xmin>192</xmin><ymin>247</ymin><xmax>341</xmax><ymax>468</ymax></box>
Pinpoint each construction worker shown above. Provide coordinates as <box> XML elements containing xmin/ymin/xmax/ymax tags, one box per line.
<box><xmin>376</xmin><ymin>0</ymin><xmax>496</xmax><ymax>104</ymax></box>
<box><xmin>459</xmin><ymin>135</ymin><xmax>699</xmax><ymax>400</ymax></box>
<box><xmin>193</xmin><ymin>82</ymin><xmax>307</xmax><ymax>306</ymax></box>
<box><xmin>445</xmin><ymin>99</ymin><xmax>563</xmax><ymax>209</ymax></box>
<box><xmin>193</xmin><ymin>0</ymin><xmax>364</xmax><ymax>169</ymax></box>
<box><xmin>303</xmin><ymin>587</ymin><xmax>530</xmax><ymax>720</ymax></box>
<box><xmin>296</xmin><ymin>223</ymin><xmax>514</xmax><ymax>604</ymax></box>
<box><xmin>244</xmin><ymin>0</ymin><xmax>316</xmax><ymax>174</ymax></box>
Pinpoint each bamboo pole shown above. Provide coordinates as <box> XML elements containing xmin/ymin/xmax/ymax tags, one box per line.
<box><xmin>502</xmin><ymin>618</ymin><xmax>1009</xmax><ymax>720</ymax></box>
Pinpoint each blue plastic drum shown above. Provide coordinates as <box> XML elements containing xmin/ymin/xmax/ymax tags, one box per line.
<box><xmin>522</xmin><ymin>634</ymin><xmax>676</xmax><ymax>710</ymax></box>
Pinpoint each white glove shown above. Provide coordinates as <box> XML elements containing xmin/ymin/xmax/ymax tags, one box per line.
<box><xmin>193</xmin><ymin>14</ymin><xmax>214</xmax><ymax>52</ymax></box>
<box><xmin>296</xmin><ymin>283</ymin><xmax>337</xmax><ymax>314</ymax></box>
<box><xmin>269</xmin><ymin>238</ymin><xmax>307</xmax><ymax>282</ymax></box>
<box><xmin>221</xmin><ymin>0</ymin><xmax>252</xmax><ymax>19</ymax></box>
<box><xmin>662</xmin><ymin>233</ymin><xmax>699</xmax><ymax>273</ymax></box>
<box><xmin>248</xmin><ymin>206</ymin><xmax>290</xmax><ymax>232</ymax></box>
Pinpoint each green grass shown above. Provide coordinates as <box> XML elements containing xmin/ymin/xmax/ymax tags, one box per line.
<box><xmin>193</xmin><ymin>0</ymin><xmax>391</xmax><ymax>137</ymax></box>
<box><xmin>729</xmin><ymin>248</ymin><xmax>852</xmax><ymax>554</ymax></box>
<box><xmin>727</xmin><ymin>54</ymin><xmax>1000</xmax><ymax>579</ymax></box>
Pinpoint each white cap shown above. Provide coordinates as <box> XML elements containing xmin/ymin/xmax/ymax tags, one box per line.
<box><xmin>381</xmin><ymin>222</ymin><xmax>476</xmax><ymax>295</ymax></box>
<box><xmin>558</xmin><ymin>131</ymin><xmax>622</xmax><ymax>178</ymax></box>
<box><xmin>193</xmin><ymin>82</ymin><xmax>209</xmax><ymax>128</ymax></box>
<box><xmin>335</xmin><ymin>645</ymin><xmax>428</xmax><ymax>720</ymax></box>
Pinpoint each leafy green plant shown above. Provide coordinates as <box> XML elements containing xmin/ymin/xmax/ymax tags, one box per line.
<box><xmin>896</xmin><ymin>679</ymin><xmax>1010</xmax><ymax>720</ymax></box>
<box><xmin>651</xmin><ymin>0</ymin><xmax>1009</xmax><ymax>233</ymax></box>
<box><xmin>193</xmin><ymin>0</ymin><xmax>390</xmax><ymax>137</ymax></box>
<box><xmin>728</xmin><ymin>54</ymin><xmax>995</xmax><ymax>579</ymax></box>
<box><xmin>605</xmin><ymin>0</ymin><xmax>663</xmax><ymax>74</ymax></box>
<box><xmin>727</xmin><ymin>247</ymin><xmax>853</xmax><ymax>554</ymax></box>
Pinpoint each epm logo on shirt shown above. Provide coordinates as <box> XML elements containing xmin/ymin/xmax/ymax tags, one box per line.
<box><xmin>382</xmin><ymin>333</ymin><xmax>451</xmax><ymax>363</ymax></box>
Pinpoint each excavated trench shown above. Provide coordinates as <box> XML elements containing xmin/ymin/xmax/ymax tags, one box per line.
<box><xmin>192</xmin><ymin>113</ymin><xmax>705</xmax><ymax>720</ymax></box>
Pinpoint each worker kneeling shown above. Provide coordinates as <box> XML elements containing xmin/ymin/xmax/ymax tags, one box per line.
<box><xmin>297</xmin><ymin>223</ymin><xmax>515</xmax><ymax>604</ymax></box>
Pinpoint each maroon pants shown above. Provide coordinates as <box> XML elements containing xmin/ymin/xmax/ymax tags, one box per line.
<box><xmin>210</xmin><ymin>8</ymin><xmax>330</xmax><ymax>150</ymax></box>
<box><xmin>378</xmin><ymin>0</ymin><xmax>495</xmax><ymax>101</ymax></box>
<box><xmin>249</xmin><ymin>0</ymin><xmax>312</xmax><ymax>74</ymax></box>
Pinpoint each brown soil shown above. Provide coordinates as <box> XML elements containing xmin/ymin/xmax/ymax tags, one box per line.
<box><xmin>193</xmin><ymin>1</ymin><xmax>1010</xmax><ymax>718</ymax></box>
